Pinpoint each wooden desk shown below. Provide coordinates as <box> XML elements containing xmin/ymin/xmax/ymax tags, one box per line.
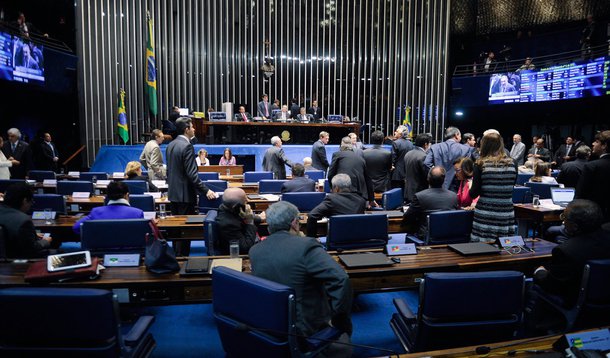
<box><xmin>0</xmin><ymin>240</ymin><xmax>554</xmax><ymax>305</ymax></box>
<box><xmin>198</xmin><ymin>165</ymin><xmax>243</xmax><ymax>176</ymax></box>
<box><xmin>514</xmin><ymin>204</ymin><xmax>563</xmax><ymax>238</ymax></box>
<box><xmin>65</xmin><ymin>195</ymin><xmax>170</xmax><ymax>213</ymax></box>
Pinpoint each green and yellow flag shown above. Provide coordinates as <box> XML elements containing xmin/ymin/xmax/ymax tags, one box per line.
<box><xmin>117</xmin><ymin>89</ymin><xmax>129</xmax><ymax>143</ymax></box>
<box><xmin>146</xmin><ymin>12</ymin><xmax>158</xmax><ymax>117</ymax></box>
<box><xmin>402</xmin><ymin>105</ymin><xmax>413</xmax><ymax>138</ymax></box>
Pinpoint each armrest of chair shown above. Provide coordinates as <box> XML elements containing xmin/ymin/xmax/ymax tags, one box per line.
<box><xmin>393</xmin><ymin>298</ymin><xmax>416</xmax><ymax>323</ymax></box>
<box><xmin>305</xmin><ymin>326</ymin><xmax>342</xmax><ymax>351</ymax></box>
<box><xmin>404</xmin><ymin>234</ymin><xmax>423</xmax><ymax>246</ymax></box>
<box><xmin>124</xmin><ymin>315</ymin><xmax>155</xmax><ymax>345</ymax></box>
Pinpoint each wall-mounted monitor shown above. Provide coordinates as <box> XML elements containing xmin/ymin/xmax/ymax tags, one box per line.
<box><xmin>0</xmin><ymin>30</ymin><xmax>45</xmax><ymax>86</ymax></box>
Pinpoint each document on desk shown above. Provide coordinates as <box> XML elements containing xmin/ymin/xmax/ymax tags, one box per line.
<box><xmin>539</xmin><ymin>199</ymin><xmax>563</xmax><ymax>210</ymax></box>
<box><xmin>210</xmin><ymin>258</ymin><xmax>243</xmax><ymax>272</ymax></box>
<box><xmin>259</xmin><ymin>194</ymin><xmax>280</xmax><ymax>201</ymax></box>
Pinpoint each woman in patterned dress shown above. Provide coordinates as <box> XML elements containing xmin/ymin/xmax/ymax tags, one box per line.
<box><xmin>469</xmin><ymin>132</ymin><xmax>517</xmax><ymax>243</ymax></box>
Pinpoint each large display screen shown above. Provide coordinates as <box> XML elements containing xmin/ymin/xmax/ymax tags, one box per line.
<box><xmin>488</xmin><ymin>57</ymin><xmax>610</xmax><ymax>104</ymax></box>
<box><xmin>0</xmin><ymin>30</ymin><xmax>45</xmax><ymax>85</ymax></box>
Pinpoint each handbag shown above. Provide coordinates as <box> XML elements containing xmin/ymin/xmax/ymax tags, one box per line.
<box><xmin>145</xmin><ymin>221</ymin><xmax>180</xmax><ymax>274</ymax></box>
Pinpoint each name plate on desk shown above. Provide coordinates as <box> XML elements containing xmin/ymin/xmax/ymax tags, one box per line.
<box><xmin>143</xmin><ymin>212</ymin><xmax>157</xmax><ymax>220</ymax></box>
<box><xmin>68</xmin><ymin>171</ymin><xmax>80</xmax><ymax>177</ymax></box>
<box><xmin>72</xmin><ymin>192</ymin><xmax>91</xmax><ymax>199</ymax></box>
<box><xmin>144</xmin><ymin>192</ymin><xmax>162</xmax><ymax>199</ymax></box>
<box><xmin>103</xmin><ymin>254</ymin><xmax>140</xmax><ymax>267</ymax></box>
<box><xmin>32</xmin><ymin>211</ymin><xmax>57</xmax><ymax>219</ymax></box>
<box><xmin>386</xmin><ymin>243</ymin><xmax>417</xmax><ymax>256</ymax></box>
<box><xmin>97</xmin><ymin>180</ymin><xmax>111</xmax><ymax>186</ymax></box>
<box><xmin>43</xmin><ymin>179</ymin><xmax>57</xmax><ymax>186</ymax></box>
<box><xmin>112</xmin><ymin>172</ymin><xmax>124</xmax><ymax>178</ymax></box>
<box><xmin>498</xmin><ymin>235</ymin><xmax>525</xmax><ymax>248</ymax></box>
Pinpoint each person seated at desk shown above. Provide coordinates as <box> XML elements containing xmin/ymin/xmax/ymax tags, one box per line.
<box><xmin>216</xmin><ymin>188</ymin><xmax>264</xmax><ymax>255</ymax></box>
<box><xmin>518</xmin><ymin>157</ymin><xmax>541</xmax><ymax>174</ymax></box>
<box><xmin>0</xmin><ymin>183</ymin><xmax>52</xmax><ymax>258</ymax></box>
<box><xmin>281</xmin><ymin>163</ymin><xmax>315</xmax><ymax>193</ymax></box>
<box><xmin>303</xmin><ymin>156</ymin><xmax>315</xmax><ymax>171</ymax></box>
<box><xmin>306</xmin><ymin>174</ymin><xmax>366</xmax><ymax>237</ymax></box>
<box><xmin>274</xmin><ymin>105</ymin><xmax>291</xmax><ymax>122</ymax></box>
<box><xmin>124</xmin><ymin>161</ymin><xmax>158</xmax><ymax>192</ymax></box>
<box><xmin>234</xmin><ymin>105</ymin><xmax>252</xmax><ymax>122</ymax></box>
<box><xmin>529</xmin><ymin>162</ymin><xmax>557</xmax><ymax>184</ymax></box>
<box><xmin>295</xmin><ymin>107</ymin><xmax>313</xmax><ymax>123</ymax></box>
<box><xmin>196</xmin><ymin>149</ymin><xmax>210</xmax><ymax>166</ymax></box>
<box><xmin>401</xmin><ymin>166</ymin><xmax>459</xmax><ymax>239</ymax></box>
<box><xmin>219</xmin><ymin>147</ymin><xmax>236</xmax><ymax>166</ymax></box>
<box><xmin>73</xmin><ymin>181</ymin><xmax>144</xmax><ymax>234</ymax></box>
<box><xmin>557</xmin><ymin>145</ymin><xmax>590</xmax><ymax>189</ymax></box>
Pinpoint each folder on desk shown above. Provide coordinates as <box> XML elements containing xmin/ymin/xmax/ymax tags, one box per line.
<box><xmin>448</xmin><ymin>243</ymin><xmax>501</xmax><ymax>256</ymax></box>
<box><xmin>210</xmin><ymin>258</ymin><xmax>243</xmax><ymax>272</ymax></box>
<box><xmin>339</xmin><ymin>253</ymin><xmax>393</xmax><ymax>268</ymax></box>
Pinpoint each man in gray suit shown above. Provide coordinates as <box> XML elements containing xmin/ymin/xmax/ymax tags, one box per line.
<box><xmin>404</xmin><ymin>133</ymin><xmax>432</xmax><ymax>203</ymax></box>
<box><xmin>139</xmin><ymin>129</ymin><xmax>166</xmax><ymax>180</ymax></box>
<box><xmin>509</xmin><ymin>134</ymin><xmax>526</xmax><ymax>165</ymax></box>
<box><xmin>262</xmin><ymin>136</ymin><xmax>294</xmax><ymax>179</ymax></box>
<box><xmin>166</xmin><ymin>117</ymin><xmax>217</xmax><ymax>256</ymax></box>
<box><xmin>424</xmin><ymin>126</ymin><xmax>474</xmax><ymax>190</ymax></box>
<box><xmin>257</xmin><ymin>94</ymin><xmax>271</xmax><ymax>119</ymax></box>
<box><xmin>249</xmin><ymin>201</ymin><xmax>353</xmax><ymax>356</ymax></box>
<box><xmin>311</xmin><ymin>131</ymin><xmax>330</xmax><ymax>172</ymax></box>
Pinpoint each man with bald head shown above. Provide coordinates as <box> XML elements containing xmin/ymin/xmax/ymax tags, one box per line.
<box><xmin>527</xmin><ymin>138</ymin><xmax>551</xmax><ymax>162</ymax></box>
<box><xmin>215</xmin><ymin>188</ymin><xmax>265</xmax><ymax>255</ymax></box>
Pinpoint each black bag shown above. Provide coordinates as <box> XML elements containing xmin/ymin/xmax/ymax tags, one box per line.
<box><xmin>145</xmin><ymin>221</ymin><xmax>180</xmax><ymax>274</ymax></box>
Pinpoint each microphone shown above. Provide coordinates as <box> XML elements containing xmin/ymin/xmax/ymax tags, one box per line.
<box><xmin>474</xmin><ymin>333</ymin><xmax>557</xmax><ymax>356</ymax></box>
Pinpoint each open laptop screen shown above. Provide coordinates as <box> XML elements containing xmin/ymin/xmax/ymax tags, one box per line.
<box><xmin>551</xmin><ymin>187</ymin><xmax>575</xmax><ymax>205</ymax></box>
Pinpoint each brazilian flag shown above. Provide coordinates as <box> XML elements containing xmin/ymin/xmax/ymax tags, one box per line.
<box><xmin>146</xmin><ymin>12</ymin><xmax>158</xmax><ymax>117</ymax></box>
<box><xmin>117</xmin><ymin>89</ymin><xmax>129</xmax><ymax>144</ymax></box>
<box><xmin>403</xmin><ymin>105</ymin><xmax>413</xmax><ymax>138</ymax></box>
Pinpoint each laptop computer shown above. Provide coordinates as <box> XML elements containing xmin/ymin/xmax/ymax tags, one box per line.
<box><xmin>339</xmin><ymin>253</ymin><xmax>394</xmax><ymax>268</ymax></box>
<box><xmin>551</xmin><ymin>187</ymin><xmax>575</xmax><ymax>208</ymax></box>
<box><xmin>448</xmin><ymin>242</ymin><xmax>501</xmax><ymax>256</ymax></box>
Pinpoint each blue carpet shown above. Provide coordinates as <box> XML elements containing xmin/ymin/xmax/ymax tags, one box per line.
<box><xmin>132</xmin><ymin>290</ymin><xmax>419</xmax><ymax>357</ymax></box>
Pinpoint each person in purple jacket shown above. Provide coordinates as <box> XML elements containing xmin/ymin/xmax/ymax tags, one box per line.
<box><xmin>73</xmin><ymin>181</ymin><xmax>144</xmax><ymax>234</ymax></box>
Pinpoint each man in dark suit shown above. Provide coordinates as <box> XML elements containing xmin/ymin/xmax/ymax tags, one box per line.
<box><xmin>233</xmin><ymin>105</ymin><xmax>252</xmax><ymax>122</ymax></box>
<box><xmin>72</xmin><ymin>181</ymin><xmax>144</xmax><ymax>234</ymax></box>
<box><xmin>404</xmin><ymin>133</ymin><xmax>432</xmax><ymax>203</ymax></box>
<box><xmin>39</xmin><ymin>132</ymin><xmax>59</xmax><ymax>172</ymax></box>
<box><xmin>281</xmin><ymin>163</ymin><xmax>315</xmax><ymax>193</ymax></box>
<box><xmin>262</xmin><ymin>136</ymin><xmax>294</xmax><ymax>179</ymax></box>
<box><xmin>307</xmin><ymin>100</ymin><xmax>322</xmax><ymax>121</ymax></box>
<box><xmin>166</xmin><ymin>117</ymin><xmax>217</xmax><ymax>255</ymax></box>
<box><xmin>557</xmin><ymin>145</ymin><xmax>590</xmax><ymax>189</ymax></box>
<box><xmin>527</xmin><ymin>138</ymin><xmax>551</xmax><ymax>163</ymax></box>
<box><xmin>306</xmin><ymin>174</ymin><xmax>366</xmax><ymax>237</ymax></box>
<box><xmin>401</xmin><ymin>166</ymin><xmax>459</xmax><ymax>238</ymax></box>
<box><xmin>249</xmin><ymin>201</ymin><xmax>353</xmax><ymax>355</ymax></box>
<box><xmin>216</xmin><ymin>188</ymin><xmax>263</xmax><ymax>255</ymax></box>
<box><xmin>289</xmin><ymin>98</ymin><xmax>300</xmax><ymax>119</ymax></box>
<box><xmin>424</xmin><ymin>126</ymin><xmax>474</xmax><ymax>190</ymax></box>
<box><xmin>295</xmin><ymin>107</ymin><xmax>313</xmax><ymax>123</ymax></box>
<box><xmin>311</xmin><ymin>131</ymin><xmax>330</xmax><ymax>172</ymax></box>
<box><xmin>553</xmin><ymin>136</ymin><xmax>578</xmax><ymax>166</ymax></box>
<box><xmin>0</xmin><ymin>183</ymin><xmax>52</xmax><ymax>258</ymax></box>
<box><xmin>576</xmin><ymin>130</ymin><xmax>610</xmax><ymax>223</ymax></box>
<box><xmin>391</xmin><ymin>125</ymin><xmax>414</xmax><ymax>189</ymax></box>
<box><xmin>363</xmin><ymin>130</ymin><xmax>391</xmax><ymax>193</ymax></box>
<box><xmin>328</xmin><ymin>137</ymin><xmax>374</xmax><ymax>204</ymax></box>
<box><xmin>257</xmin><ymin>94</ymin><xmax>271</xmax><ymax>119</ymax></box>
<box><xmin>2</xmin><ymin>128</ymin><xmax>33</xmax><ymax>179</ymax></box>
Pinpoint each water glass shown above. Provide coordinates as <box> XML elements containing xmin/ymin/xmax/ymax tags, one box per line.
<box><xmin>91</xmin><ymin>175</ymin><xmax>97</xmax><ymax>184</ymax></box>
<box><xmin>44</xmin><ymin>208</ymin><xmax>52</xmax><ymax>225</ymax></box>
<box><xmin>159</xmin><ymin>203</ymin><xmax>167</xmax><ymax>219</ymax></box>
<box><xmin>226</xmin><ymin>169</ymin><xmax>230</xmax><ymax>176</ymax></box>
<box><xmin>229</xmin><ymin>240</ymin><xmax>240</xmax><ymax>258</ymax></box>
<box><xmin>532</xmin><ymin>195</ymin><xmax>540</xmax><ymax>208</ymax></box>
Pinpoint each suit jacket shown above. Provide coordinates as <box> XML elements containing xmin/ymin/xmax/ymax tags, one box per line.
<box><xmin>307</xmin><ymin>106</ymin><xmax>321</xmax><ymax>120</ymax></box>
<box><xmin>274</xmin><ymin>111</ymin><xmax>291</xmax><ymax>121</ymax></box>
<box><xmin>328</xmin><ymin>150</ymin><xmax>374</xmax><ymax>201</ymax></box>
<box><xmin>306</xmin><ymin>192</ymin><xmax>366</xmax><ymax>237</ymax></box>
<box><xmin>401</xmin><ymin>187</ymin><xmax>459</xmax><ymax>238</ymax></box>
<box><xmin>424</xmin><ymin>139</ymin><xmax>474</xmax><ymax>189</ymax></box>
<box><xmin>296</xmin><ymin>114</ymin><xmax>313</xmax><ymax>122</ymax></box>
<box><xmin>234</xmin><ymin>112</ymin><xmax>253</xmax><ymax>122</ymax></box>
<box><xmin>363</xmin><ymin>145</ymin><xmax>392</xmax><ymax>193</ymax></box>
<box><xmin>391</xmin><ymin>138</ymin><xmax>414</xmax><ymax>181</ymax></box>
<box><xmin>262</xmin><ymin>146</ymin><xmax>293</xmax><ymax>179</ymax></box>
<box><xmin>557</xmin><ymin>159</ymin><xmax>587</xmax><ymax>189</ymax></box>
<box><xmin>139</xmin><ymin>139</ymin><xmax>166</xmax><ymax>180</ymax></box>
<box><xmin>311</xmin><ymin>140</ymin><xmax>329</xmax><ymax>172</ymax></box>
<box><xmin>39</xmin><ymin>141</ymin><xmax>58</xmax><ymax>171</ymax></box>
<box><xmin>249</xmin><ymin>231</ymin><xmax>353</xmax><ymax>336</ymax></box>
<box><xmin>509</xmin><ymin>142</ymin><xmax>526</xmax><ymax>165</ymax></box>
<box><xmin>0</xmin><ymin>204</ymin><xmax>51</xmax><ymax>258</ymax></box>
<box><xmin>72</xmin><ymin>203</ymin><xmax>144</xmax><ymax>234</ymax></box>
<box><xmin>216</xmin><ymin>203</ymin><xmax>259</xmax><ymax>255</ymax></box>
<box><xmin>289</xmin><ymin>104</ymin><xmax>300</xmax><ymax>118</ymax></box>
<box><xmin>403</xmin><ymin>147</ymin><xmax>429</xmax><ymax>203</ymax></box>
<box><xmin>1</xmin><ymin>140</ymin><xmax>32</xmax><ymax>179</ymax></box>
<box><xmin>281</xmin><ymin>176</ymin><xmax>315</xmax><ymax>193</ymax></box>
<box><xmin>166</xmin><ymin>136</ymin><xmax>210</xmax><ymax>203</ymax></box>
<box><xmin>554</xmin><ymin>144</ymin><xmax>577</xmax><ymax>165</ymax></box>
<box><xmin>527</xmin><ymin>146</ymin><xmax>551</xmax><ymax>162</ymax></box>
<box><xmin>257</xmin><ymin>100</ymin><xmax>271</xmax><ymax>118</ymax></box>
<box><xmin>534</xmin><ymin>226</ymin><xmax>610</xmax><ymax>305</ymax></box>
<box><xmin>576</xmin><ymin>155</ymin><xmax>610</xmax><ymax>222</ymax></box>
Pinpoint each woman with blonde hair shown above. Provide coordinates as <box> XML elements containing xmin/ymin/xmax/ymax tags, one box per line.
<box><xmin>529</xmin><ymin>162</ymin><xmax>557</xmax><ymax>184</ymax></box>
<box><xmin>124</xmin><ymin>161</ymin><xmax>158</xmax><ymax>191</ymax></box>
<box><xmin>469</xmin><ymin>132</ymin><xmax>517</xmax><ymax>243</ymax></box>
<box><xmin>196</xmin><ymin>149</ymin><xmax>210</xmax><ymax>166</ymax></box>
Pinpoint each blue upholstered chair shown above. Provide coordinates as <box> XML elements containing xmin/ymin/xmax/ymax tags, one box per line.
<box><xmin>382</xmin><ymin>188</ymin><xmax>404</xmax><ymax>210</ymax></box>
<box><xmin>244</xmin><ymin>171</ymin><xmax>273</xmax><ymax>183</ymax></box>
<box><xmin>123</xmin><ymin>180</ymin><xmax>149</xmax><ymax>195</ymax></box>
<box><xmin>203</xmin><ymin>210</ymin><xmax>219</xmax><ymax>256</ymax></box>
<box><xmin>0</xmin><ymin>226</ymin><xmax>6</xmax><ymax>259</ymax></box>
<box><xmin>323</xmin><ymin>179</ymin><xmax>331</xmax><ymax>193</ymax></box>
<box><xmin>81</xmin><ymin>219</ymin><xmax>152</xmax><ymax>253</ymax></box>
<box><xmin>80</xmin><ymin>172</ymin><xmax>109</xmax><ymax>181</ymax></box>
<box><xmin>304</xmin><ymin>170</ymin><xmax>325</xmax><ymax>181</ymax></box>
<box><xmin>516</xmin><ymin>173</ymin><xmax>533</xmax><ymax>186</ymax></box>
<box><xmin>27</xmin><ymin>170</ymin><xmax>56</xmax><ymax>182</ymax></box>
<box><xmin>198</xmin><ymin>172</ymin><xmax>220</xmax><ymax>181</ymax></box>
<box><xmin>212</xmin><ymin>266</ymin><xmax>340</xmax><ymax>357</ymax></box>
<box><xmin>32</xmin><ymin>194</ymin><xmax>67</xmax><ymax>214</ymax></box>
<box><xmin>0</xmin><ymin>287</ymin><xmax>156</xmax><ymax>357</ymax></box>
<box><xmin>405</xmin><ymin>210</ymin><xmax>474</xmax><ymax>246</ymax></box>
<box><xmin>202</xmin><ymin>180</ymin><xmax>228</xmax><ymax>193</ymax></box>
<box><xmin>258</xmin><ymin>180</ymin><xmax>288</xmax><ymax>194</ymax></box>
<box><xmin>129</xmin><ymin>194</ymin><xmax>155</xmax><ymax>212</ymax></box>
<box><xmin>512</xmin><ymin>186</ymin><xmax>532</xmax><ymax>204</ymax></box>
<box><xmin>198</xmin><ymin>192</ymin><xmax>223</xmax><ymax>214</ymax></box>
<box><xmin>281</xmin><ymin>192</ymin><xmax>326</xmax><ymax>213</ymax></box>
<box><xmin>56</xmin><ymin>180</ymin><xmax>94</xmax><ymax>196</ymax></box>
<box><xmin>535</xmin><ymin>259</ymin><xmax>610</xmax><ymax>332</ymax></box>
<box><xmin>524</xmin><ymin>182</ymin><xmax>559</xmax><ymax>200</ymax></box>
<box><xmin>390</xmin><ymin>271</ymin><xmax>525</xmax><ymax>353</ymax></box>
<box><xmin>326</xmin><ymin>214</ymin><xmax>389</xmax><ymax>250</ymax></box>
<box><xmin>0</xmin><ymin>179</ymin><xmax>26</xmax><ymax>193</ymax></box>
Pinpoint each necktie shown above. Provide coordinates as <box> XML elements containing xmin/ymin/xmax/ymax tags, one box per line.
<box><xmin>242</xmin><ymin>113</ymin><xmax>247</xmax><ymax>122</ymax></box>
<box><xmin>265</xmin><ymin>104</ymin><xmax>269</xmax><ymax>117</ymax></box>
<box><xmin>566</xmin><ymin>145</ymin><xmax>571</xmax><ymax>155</ymax></box>
<box><xmin>12</xmin><ymin>143</ymin><xmax>16</xmax><ymax>153</ymax></box>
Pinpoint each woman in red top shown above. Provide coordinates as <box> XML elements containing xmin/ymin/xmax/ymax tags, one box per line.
<box><xmin>454</xmin><ymin>157</ymin><xmax>479</xmax><ymax>209</ymax></box>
